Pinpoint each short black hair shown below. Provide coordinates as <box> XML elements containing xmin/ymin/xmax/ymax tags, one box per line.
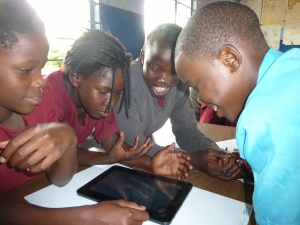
<box><xmin>145</xmin><ymin>23</ymin><xmax>182</xmax><ymax>50</ymax></box>
<box><xmin>0</xmin><ymin>0</ymin><xmax>45</xmax><ymax>49</ymax></box>
<box><xmin>175</xmin><ymin>1</ymin><xmax>268</xmax><ymax>62</ymax></box>
<box><xmin>63</xmin><ymin>29</ymin><xmax>132</xmax><ymax>116</ymax></box>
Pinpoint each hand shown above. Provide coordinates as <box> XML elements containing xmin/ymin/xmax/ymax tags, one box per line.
<box><xmin>190</xmin><ymin>148</ymin><xmax>242</xmax><ymax>181</ymax></box>
<box><xmin>0</xmin><ymin>123</ymin><xmax>77</xmax><ymax>174</ymax></box>
<box><xmin>107</xmin><ymin>132</ymin><xmax>154</xmax><ymax>163</ymax></box>
<box><xmin>77</xmin><ymin>200</ymin><xmax>149</xmax><ymax>225</ymax></box>
<box><xmin>151</xmin><ymin>143</ymin><xmax>193</xmax><ymax>180</ymax></box>
<box><xmin>230</xmin><ymin>151</ymin><xmax>253</xmax><ymax>179</ymax></box>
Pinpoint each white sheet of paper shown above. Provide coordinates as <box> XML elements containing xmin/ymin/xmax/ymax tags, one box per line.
<box><xmin>25</xmin><ymin>163</ymin><xmax>252</xmax><ymax>225</ymax></box>
<box><xmin>216</xmin><ymin>139</ymin><xmax>238</xmax><ymax>152</ymax></box>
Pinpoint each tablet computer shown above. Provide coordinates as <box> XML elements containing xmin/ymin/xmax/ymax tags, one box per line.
<box><xmin>77</xmin><ymin>165</ymin><xmax>193</xmax><ymax>225</ymax></box>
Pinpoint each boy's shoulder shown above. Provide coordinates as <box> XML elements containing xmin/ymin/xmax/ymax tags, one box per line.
<box><xmin>130</xmin><ymin>58</ymin><xmax>143</xmax><ymax>76</ymax></box>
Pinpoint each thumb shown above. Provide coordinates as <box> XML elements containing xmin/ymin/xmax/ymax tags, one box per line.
<box><xmin>116</xmin><ymin>200</ymin><xmax>146</xmax><ymax>211</ymax></box>
<box><xmin>116</xmin><ymin>132</ymin><xmax>124</xmax><ymax>145</ymax></box>
<box><xmin>0</xmin><ymin>140</ymin><xmax>9</xmax><ymax>149</ymax></box>
<box><xmin>209</xmin><ymin>149</ymin><xmax>228</xmax><ymax>158</ymax></box>
<box><xmin>161</xmin><ymin>142</ymin><xmax>176</xmax><ymax>153</ymax></box>
<box><xmin>0</xmin><ymin>140</ymin><xmax>9</xmax><ymax>164</ymax></box>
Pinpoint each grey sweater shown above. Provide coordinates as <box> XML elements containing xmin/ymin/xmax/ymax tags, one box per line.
<box><xmin>114</xmin><ymin>59</ymin><xmax>219</xmax><ymax>156</ymax></box>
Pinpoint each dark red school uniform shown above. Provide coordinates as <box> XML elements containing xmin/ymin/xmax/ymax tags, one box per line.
<box><xmin>0</xmin><ymin>82</ymin><xmax>58</xmax><ymax>194</ymax></box>
<box><xmin>45</xmin><ymin>70</ymin><xmax>119</xmax><ymax>145</ymax></box>
<box><xmin>200</xmin><ymin>103</ymin><xmax>236</xmax><ymax>127</ymax></box>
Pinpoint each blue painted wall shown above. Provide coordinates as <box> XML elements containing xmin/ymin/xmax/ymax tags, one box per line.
<box><xmin>279</xmin><ymin>40</ymin><xmax>300</xmax><ymax>52</ymax></box>
<box><xmin>100</xmin><ymin>3</ymin><xmax>145</xmax><ymax>59</ymax></box>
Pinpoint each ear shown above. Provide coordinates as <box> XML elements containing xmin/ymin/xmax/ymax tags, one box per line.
<box><xmin>140</xmin><ymin>48</ymin><xmax>145</xmax><ymax>65</ymax></box>
<box><xmin>69</xmin><ymin>74</ymin><xmax>82</xmax><ymax>88</ymax></box>
<box><xmin>217</xmin><ymin>44</ymin><xmax>241</xmax><ymax>73</ymax></box>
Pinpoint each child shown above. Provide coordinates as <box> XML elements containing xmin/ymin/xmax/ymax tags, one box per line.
<box><xmin>0</xmin><ymin>0</ymin><xmax>77</xmax><ymax>197</ymax></box>
<box><xmin>175</xmin><ymin>2</ymin><xmax>300</xmax><ymax>224</ymax></box>
<box><xmin>114</xmin><ymin>23</ymin><xmax>247</xmax><ymax>181</ymax></box>
<box><xmin>0</xmin><ymin>1</ymin><xmax>148</xmax><ymax>224</ymax></box>
<box><xmin>45</xmin><ymin>29</ymin><xmax>191</xmax><ymax>179</ymax></box>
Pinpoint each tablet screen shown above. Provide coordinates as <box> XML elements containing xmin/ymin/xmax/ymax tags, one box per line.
<box><xmin>77</xmin><ymin>165</ymin><xmax>193</xmax><ymax>224</ymax></box>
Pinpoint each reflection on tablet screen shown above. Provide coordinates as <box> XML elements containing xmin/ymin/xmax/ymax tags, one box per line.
<box><xmin>77</xmin><ymin>166</ymin><xmax>193</xmax><ymax>225</ymax></box>
<box><xmin>90</xmin><ymin>169</ymin><xmax>180</xmax><ymax>213</ymax></box>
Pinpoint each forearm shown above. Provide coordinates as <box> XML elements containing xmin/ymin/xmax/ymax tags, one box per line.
<box><xmin>77</xmin><ymin>147</ymin><xmax>115</xmax><ymax>166</ymax></box>
<box><xmin>187</xmin><ymin>151</ymin><xmax>207</xmax><ymax>172</ymax></box>
<box><xmin>0</xmin><ymin>200</ymin><xmax>83</xmax><ymax>225</ymax></box>
<box><xmin>47</xmin><ymin>146</ymin><xmax>78</xmax><ymax>187</ymax></box>
<box><xmin>124</xmin><ymin>155</ymin><xmax>153</xmax><ymax>172</ymax></box>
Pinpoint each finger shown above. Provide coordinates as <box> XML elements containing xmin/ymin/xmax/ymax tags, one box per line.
<box><xmin>209</xmin><ymin>149</ymin><xmax>227</xmax><ymax>159</ymax></box>
<box><xmin>127</xmin><ymin>137</ymin><xmax>153</xmax><ymax>153</ymax></box>
<box><xmin>222</xmin><ymin>163</ymin><xmax>240</xmax><ymax>177</ymax></box>
<box><xmin>209</xmin><ymin>166</ymin><xmax>240</xmax><ymax>181</ymax></box>
<box><xmin>134</xmin><ymin>142</ymin><xmax>154</xmax><ymax>156</ymax></box>
<box><xmin>1</xmin><ymin>130</ymin><xmax>38</xmax><ymax>163</ymax></box>
<box><xmin>178</xmin><ymin>157</ymin><xmax>193</xmax><ymax>170</ymax></box>
<box><xmin>231</xmin><ymin>168</ymin><xmax>244</xmax><ymax>179</ymax></box>
<box><xmin>0</xmin><ymin>140</ymin><xmax>9</xmax><ymax>163</ymax></box>
<box><xmin>144</xmin><ymin>137</ymin><xmax>152</xmax><ymax>146</ymax></box>
<box><xmin>132</xmin><ymin>135</ymin><xmax>140</xmax><ymax>149</ymax></box>
<box><xmin>175</xmin><ymin>151</ymin><xmax>191</xmax><ymax>161</ymax></box>
<box><xmin>161</xmin><ymin>142</ymin><xmax>175</xmax><ymax>153</ymax></box>
<box><xmin>132</xmin><ymin>209</ymin><xmax>149</xmax><ymax>225</ymax></box>
<box><xmin>125</xmin><ymin>142</ymin><xmax>154</xmax><ymax>159</ymax></box>
<box><xmin>2</xmin><ymin>124</ymin><xmax>55</xmax><ymax>164</ymax></box>
<box><xmin>8</xmin><ymin>139</ymin><xmax>46</xmax><ymax>168</ymax></box>
<box><xmin>116</xmin><ymin>200</ymin><xmax>146</xmax><ymax>210</ymax></box>
<box><xmin>16</xmin><ymin>143</ymin><xmax>46</xmax><ymax>171</ymax></box>
<box><xmin>29</xmin><ymin>153</ymin><xmax>57</xmax><ymax>173</ymax></box>
<box><xmin>206</xmin><ymin>159</ymin><xmax>232</xmax><ymax>178</ymax></box>
<box><xmin>178</xmin><ymin>163</ymin><xmax>191</xmax><ymax>178</ymax></box>
<box><xmin>133</xmin><ymin>137</ymin><xmax>153</xmax><ymax>152</ymax></box>
<box><xmin>0</xmin><ymin>140</ymin><xmax>9</xmax><ymax>149</ymax></box>
<box><xmin>25</xmin><ymin>137</ymin><xmax>65</xmax><ymax>173</ymax></box>
<box><xmin>116</xmin><ymin>132</ymin><xmax>125</xmax><ymax>147</ymax></box>
<box><xmin>221</xmin><ymin>155</ymin><xmax>235</xmax><ymax>166</ymax></box>
<box><xmin>176</xmin><ymin>169</ymin><xmax>184</xmax><ymax>180</ymax></box>
<box><xmin>131</xmin><ymin>209</ymin><xmax>150</xmax><ymax>222</ymax></box>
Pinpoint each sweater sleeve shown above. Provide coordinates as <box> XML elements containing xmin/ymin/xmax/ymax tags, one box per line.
<box><xmin>171</xmin><ymin>82</ymin><xmax>220</xmax><ymax>152</ymax></box>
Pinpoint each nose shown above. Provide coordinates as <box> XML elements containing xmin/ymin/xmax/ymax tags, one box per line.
<box><xmin>105</xmin><ymin>93</ymin><xmax>121</xmax><ymax>111</ymax></box>
<box><xmin>32</xmin><ymin>70</ymin><xmax>46</xmax><ymax>89</ymax></box>
<box><xmin>156</xmin><ymin>71</ymin><xmax>172</xmax><ymax>83</ymax></box>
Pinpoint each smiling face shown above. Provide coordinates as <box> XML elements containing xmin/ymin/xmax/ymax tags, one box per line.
<box><xmin>0</xmin><ymin>33</ymin><xmax>49</xmax><ymax>118</ymax></box>
<box><xmin>141</xmin><ymin>40</ymin><xmax>180</xmax><ymax>98</ymax></box>
<box><xmin>175</xmin><ymin>51</ymin><xmax>246</xmax><ymax>123</ymax></box>
<box><xmin>72</xmin><ymin>67</ymin><xmax>124</xmax><ymax>120</ymax></box>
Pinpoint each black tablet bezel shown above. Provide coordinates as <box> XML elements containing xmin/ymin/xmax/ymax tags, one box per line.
<box><xmin>77</xmin><ymin>165</ymin><xmax>193</xmax><ymax>225</ymax></box>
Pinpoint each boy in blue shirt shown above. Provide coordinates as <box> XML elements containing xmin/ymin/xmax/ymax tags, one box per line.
<box><xmin>175</xmin><ymin>2</ymin><xmax>300</xmax><ymax>224</ymax></box>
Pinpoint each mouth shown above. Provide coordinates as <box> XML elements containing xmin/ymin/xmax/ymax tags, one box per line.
<box><xmin>152</xmin><ymin>86</ymin><xmax>170</xmax><ymax>97</ymax></box>
<box><xmin>99</xmin><ymin>111</ymin><xmax>110</xmax><ymax>118</ymax></box>
<box><xmin>24</xmin><ymin>96</ymin><xmax>42</xmax><ymax>106</ymax></box>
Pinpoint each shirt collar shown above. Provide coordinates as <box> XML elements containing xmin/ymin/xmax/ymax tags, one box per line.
<box><xmin>257</xmin><ymin>48</ymin><xmax>282</xmax><ymax>84</ymax></box>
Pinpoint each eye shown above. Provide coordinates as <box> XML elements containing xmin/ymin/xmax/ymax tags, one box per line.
<box><xmin>149</xmin><ymin>64</ymin><xmax>160</xmax><ymax>73</ymax></box>
<box><xmin>19</xmin><ymin>68</ymin><xmax>33</xmax><ymax>74</ymax></box>
<box><xmin>98</xmin><ymin>90</ymin><xmax>109</xmax><ymax>94</ymax></box>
